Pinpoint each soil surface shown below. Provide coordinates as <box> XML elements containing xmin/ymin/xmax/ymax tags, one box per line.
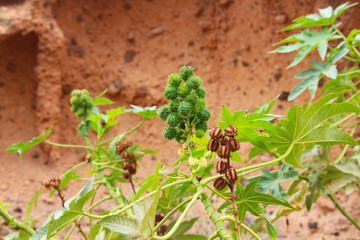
<box><xmin>1</xmin><ymin>0</ymin><xmax>360</xmax><ymax>239</ymax></box>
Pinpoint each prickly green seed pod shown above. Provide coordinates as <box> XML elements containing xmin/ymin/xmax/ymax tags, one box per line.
<box><xmin>196</xmin><ymin>121</ymin><xmax>208</xmax><ymax>132</ymax></box>
<box><xmin>196</xmin><ymin>87</ymin><xmax>206</xmax><ymax>99</ymax></box>
<box><xmin>164</xmin><ymin>86</ymin><xmax>178</xmax><ymax>100</ymax></box>
<box><xmin>196</xmin><ymin>98</ymin><xmax>206</xmax><ymax>109</ymax></box>
<box><xmin>186</xmin><ymin>76</ymin><xmax>202</xmax><ymax>90</ymax></box>
<box><xmin>158</xmin><ymin>105</ymin><xmax>170</xmax><ymax>121</ymax></box>
<box><xmin>178</xmin><ymin>85</ymin><xmax>190</xmax><ymax>99</ymax></box>
<box><xmin>197</xmin><ymin>108</ymin><xmax>211</xmax><ymax>121</ymax></box>
<box><xmin>188</xmin><ymin>157</ymin><xmax>198</xmax><ymax>166</ymax></box>
<box><xmin>179</xmin><ymin>66</ymin><xmax>194</xmax><ymax>81</ymax></box>
<box><xmin>196</xmin><ymin>129</ymin><xmax>205</xmax><ymax>138</ymax></box>
<box><xmin>80</xmin><ymin>95</ymin><xmax>87</xmax><ymax>103</ymax></box>
<box><xmin>185</xmin><ymin>92</ymin><xmax>199</xmax><ymax>106</ymax></box>
<box><xmin>82</xmin><ymin>89</ymin><xmax>89</xmax><ymax>96</ymax></box>
<box><xmin>168</xmin><ymin>100</ymin><xmax>180</xmax><ymax>112</ymax></box>
<box><xmin>168</xmin><ymin>74</ymin><xmax>182</xmax><ymax>87</ymax></box>
<box><xmin>71</xmin><ymin>105</ymin><xmax>79</xmax><ymax>113</ymax></box>
<box><xmin>166</xmin><ymin>113</ymin><xmax>181</xmax><ymax>126</ymax></box>
<box><xmin>85</xmin><ymin>99</ymin><xmax>93</xmax><ymax>108</ymax></box>
<box><xmin>70</xmin><ymin>96</ymin><xmax>79</xmax><ymax>105</ymax></box>
<box><xmin>76</xmin><ymin>109</ymin><xmax>85</xmax><ymax>118</ymax></box>
<box><xmin>198</xmin><ymin>157</ymin><xmax>207</xmax><ymax>167</ymax></box>
<box><xmin>179</xmin><ymin>102</ymin><xmax>192</xmax><ymax>116</ymax></box>
<box><xmin>71</xmin><ymin>89</ymin><xmax>81</xmax><ymax>97</ymax></box>
<box><xmin>164</xmin><ymin>126</ymin><xmax>177</xmax><ymax>140</ymax></box>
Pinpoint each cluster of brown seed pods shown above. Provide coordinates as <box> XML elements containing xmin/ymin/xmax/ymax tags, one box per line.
<box><xmin>44</xmin><ymin>177</ymin><xmax>61</xmax><ymax>189</ymax></box>
<box><xmin>207</xmin><ymin>125</ymin><xmax>240</xmax><ymax>190</ymax></box>
<box><xmin>116</xmin><ymin>140</ymin><xmax>137</xmax><ymax>180</ymax></box>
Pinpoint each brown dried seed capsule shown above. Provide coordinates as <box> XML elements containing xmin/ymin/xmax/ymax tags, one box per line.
<box><xmin>224</xmin><ymin>125</ymin><xmax>238</xmax><ymax>138</ymax></box>
<box><xmin>207</xmin><ymin>139</ymin><xmax>219</xmax><ymax>152</ymax></box>
<box><xmin>219</xmin><ymin>136</ymin><xmax>229</xmax><ymax>146</ymax></box>
<box><xmin>128</xmin><ymin>161</ymin><xmax>137</xmax><ymax>174</ymax></box>
<box><xmin>127</xmin><ymin>152</ymin><xmax>135</xmax><ymax>159</ymax></box>
<box><xmin>122</xmin><ymin>161</ymin><xmax>130</xmax><ymax>170</ymax></box>
<box><xmin>116</xmin><ymin>141</ymin><xmax>125</xmax><ymax>154</ymax></box>
<box><xmin>123</xmin><ymin>172</ymin><xmax>130</xmax><ymax>179</ymax></box>
<box><xmin>158</xmin><ymin>225</ymin><xmax>168</xmax><ymax>236</ymax></box>
<box><xmin>228</xmin><ymin>138</ymin><xmax>240</xmax><ymax>152</ymax></box>
<box><xmin>213</xmin><ymin>177</ymin><xmax>227</xmax><ymax>191</ymax></box>
<box><xmin>44</xmin><ymin>181</ymin><xmax>51</xmax><ymax>188</ymax></box>
<box><xmin>217</xmin><ymin>145</ymin><xmax>230</xmax><ymax>159</ymax></box>
<box><xmin>216</xmin><ymin>159</ymin><xmax>228</xmax><ymax>174</ymax></box>
<box><xmin>123</xmin><ymin>140</ymin><xmax>133</xmax><ymax>149</ymax></box>
<box><xmin>225</xmin><ymin>166</ymin><xmax>238</xmax><ymax>183</ymax></box>
<box><xmin>209</xmin><ymin>127</ymin><xmax>223</xmax><ymax>140</ymax></box>
<box><xmin>121</xmin><ymin>151</ymin><xmax>128</xmax><ymax>159</ymax></box>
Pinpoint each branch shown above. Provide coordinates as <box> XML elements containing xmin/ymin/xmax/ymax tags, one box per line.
<box><xmin>0</xmin><ymin>207</ymin><xmax>35</xmax><ymax>236</ymax></box>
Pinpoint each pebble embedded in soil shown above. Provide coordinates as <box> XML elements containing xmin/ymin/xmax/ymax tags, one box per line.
<box><xmin>278</xmin><ymin>91</ymin><xmax>290</xmax><ymax>101</ymax></box>
<box><xmin>107</xmin><ymin>79</ymin><xmax>123</xmax><ymax>96</ymax></box>
<box><xmin>124</xmin><ymin>50</ymin><xmax>135</xmax><ymax>63</ymax></box>
<box><xmin>146</xmin><ymin>26</ymin><xmax>165</xmax><ymax>38</ymax></box>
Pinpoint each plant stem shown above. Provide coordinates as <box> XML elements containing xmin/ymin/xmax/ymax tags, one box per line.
<box><xmin>0</xmin><ymin>207</ymin><xmax>35</xmax><ymax>236</ymax></box>
<box><xmin>328</xmin><ymin>194</ymin><xmax>360</xmax><ymax>231</ymax></box>
<box><xmin>151</xmin><ymin>191</ymin><xmax>202</xmax><ymax>240</ymax></box>
<box><xmin>338</xmin><ymin>70</ymin><xmax>360</xmax><ymax>76</ymax></box>
<box><xmin>45</xmin><ymin>140</ymin><xmax>95</xmax><ymax>151</ymax></box>
<box><xmin>220</xmin><ymin>216</ymin><xmax>263</xmax><ymax>240</ymax></box>
<box><xmin>192</xmin><ymin>177</ymin><xmax>231</xmax><ymax>240</ymax></box>
<box><xmin>205</xmin><ymin>184</ymin><xmax>229</xmax><ymax>201</ymax></box>
<box><xmin>230</xmin><ymin>185</ymin><xmax>242</xmax><ymax>240</ymax></box>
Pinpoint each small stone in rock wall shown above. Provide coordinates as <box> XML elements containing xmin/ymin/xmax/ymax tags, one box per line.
<box><xmin>147</xmin><ymin>26</ymin><xmax>165</xmax><ymax>38</ymax></box>
<box><xmin>107</xmin><ymin>79</ymin><xmax>123</xmax><ymax>96</ymax></box>
<box><xmin>278</xmin><ymin>91</ymin><xmax>289</xmax><ymax>101</ymax></box>
<box><xmin>124</xmin><ymin>50</ymin><xmax>135</xmax><ymax>63</ymax></box>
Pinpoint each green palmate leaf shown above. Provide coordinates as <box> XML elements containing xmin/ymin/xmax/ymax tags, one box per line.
<box><xmin>281</xmin><ymin>2</ymin><xmax>357</xmax><ymax>31</ymax></box>
<box><xmin>140</xmin><ymin>181</ymin><xmax>163</xmax><ymax>237</ymax></box>
<box><xmin>288</xmin><ymin>61</ymin><xmax>337</xmax><ymax>100</ymax></box>
<box><xmin>30</xmin><ymin>176</ymin><xmax>95</xmax><ymax>239</ymax></box>
<box><xmin>99</xmin><ymin>216</ymin><xmax>142</xmax><ymax>239</ymax></box>
<box><xmin>230</xmin><ymin>151</ymin><xmax>243</xmax><ymax>162</ymax></box>
<box><xmin>265</xmin><ymin>91</ymin><xmax>360</xmax><ymax>168</ymax></box>
<box><xmin>168</xmin><ymin>218</ymin><xmax>199</xmax><ymax>239</ymax></box>
<box><xmin>217</xmin><ymin>109</ymin><xmax>279</xmax><ymax>158</ymax></box>
<box><xmin>133</xmin><ymin>173</ymin><xmax>162</xmax><ymax>201</ymax></box>
<box><xmin>6</xmin><ymin>126</ymin><xmax>52</xmax><ymax>157</ymax></box>
<box><xmin>249</xmin><ymin>164</ymin><xmax>298</xmax><ymax>197</ymax></box>
<box><xmin>235</xmin><ymin>180</ymin><xmax>294</xmax><ymax>223</ymax></box>
<box><xmin>175</xmin><ymin>234</ymin><xmax>207</xmax><ymax>240</ymax></box>
<box><xmin>323</xmin><ymin>67</ymin><xmax>359</xmax><ymax>96</ymax></box>
<box><xmin>125</xmin><ymin>105</ymin><xmax>158</xmax><ymax>119</ymax></box>
<box><xmin>272</xmin><ymin>28</ymin><xmax>340</xmax><ymax>68</ymax></box>
<box><xmin>263</xmin><ymin>216</ymin><xmax>278</xmax><ymax>240</ymax></box>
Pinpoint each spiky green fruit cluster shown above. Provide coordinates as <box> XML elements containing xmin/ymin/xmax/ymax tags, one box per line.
<box><xmin>159</xmin><ymin>66</ymin><xmax>211</xmax><ymax>143</ymax></box>
<box><xmin>70</xmin><ymin>89</ymin><xmax>94</xmax><ymax>118</ymax></box>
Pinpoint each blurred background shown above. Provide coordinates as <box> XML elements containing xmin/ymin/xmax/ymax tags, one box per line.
<box><xmin>0</xmin><ymin>0</ymin><xmax>359</xmax><ymax>239</ymax></box>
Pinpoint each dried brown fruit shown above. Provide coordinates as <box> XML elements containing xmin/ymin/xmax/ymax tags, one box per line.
<box><xmin>228</xmin><ymin>138</ymin><xmax>240</xmax><ymax>152</ymax></box>
<box><xmin>207</xmin><ymin>139</ymin><xmax>219</xmax><ymax>152</ymax></box>
<box><xmin>209</xmin><ymin>127</ymin><xmax>223</xmax><ymax>140</ymax></box>
<box><xmin>127</xmin><ymin>152</ymin><xmax>135</xmax><ymax>159</ymax></box>
<box><xmin>224</xmin><ymin>125</ymin><xmax>237</xmax><ymax>138</ymax></box>
<box><xmin>123</xmin><ymin>140</ymin><xmax>133</xmax><ymax>149</ymax></box>
<box><xmin>225</xmin><ymin>166</ymin><xmax>238</xmax><ymax>183</ymax></box>
<box><xmin>123</xmin><ymin>172</ymin><xmax>130</xmax><ymax>179</ymax></box>
<box><xmin>128</xmin><ymin>161</ymin><xmax>137</xmax><ymax>174</ymax></box>
<box><xmin>44</xmin><ymin>181</ymin><xmax>51</xmax><ymax>188</ymax></box>
<box><xmin>122</xmin><ymin>161</ymin><xmax>130</xmax><ymax>170</ymax></box>
<box><xmin>121</xmin><ymin>151</ymin><xmax>128</xmax><ymax>159</ymax></box>
<box><xmin>216</xmin><ymin>159</ymin><xmax>228</xmax><ymax>174</ymax></box>
<box><xmin>213</xmin><ymin>177</ymin><xmax>227</xmax><ymax>190</ymax></box>
<box><xmin>116</xmin><ymin>141</ymin><xmax>125</xmax><ymax>154</ymax></box>
<box><xmin>219</xmin><ymin>136</ymin><xmax>229</xmax><ymax>146</ymax></box>
<box><xmin>217</xmin><ymin>145</ymin><xmax>230</xmax><ymax>159</ymax></box>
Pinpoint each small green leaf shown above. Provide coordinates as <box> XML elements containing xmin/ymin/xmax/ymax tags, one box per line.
<box><xmin>264</xmin><ymin>217</ymin><xmax>278</xmax><ymax>240</ymax></box>
<box><xmin>99</xmin><ymin>216</ymin><xmax>141</xmax><ymax>239</ymax></box>
<box><xmin>6</xmin><ymin>126</ymin><xmax>52</xmax><ymax>157</ymax></box>
<box><xmin>168</xmin><ymin>218</ymin><xmax>199</xmax><ymax>239</ymax></box>
<box><xmin>93</xmin><ymin>96</ymin><xmax>115</xmax><ymax>106</ymax></box>
<box><xmin>133</xmin><ymin>175</ymin><xmax>161</xmax><ymax>201</ymax></box>
<box><xmin>126</xmin><ymin>105</ymin><xmax>158</xmax><ymax>119</ymax></box>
